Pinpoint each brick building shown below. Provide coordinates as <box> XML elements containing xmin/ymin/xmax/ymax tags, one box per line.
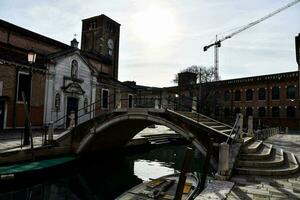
<box><xmin>132</xmin><ymin>33</ymin><xmax>300</xmax><ymax>130</ymax></box>
<box><xmin>0</xmin><ymin>14</ymin><xmax>132</xmax><ymax>131</ymax></box>
<box><xmin>0</xmin><ymin>19</ymin><xmax>71</xmax><ymax>129</ymax></box>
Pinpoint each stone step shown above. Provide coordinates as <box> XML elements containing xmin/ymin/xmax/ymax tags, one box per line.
<box><xmin>238</xmin><ymin>148</ymin><xmax>284</xmax><ymax>168</ymax></box>
<box><xmin>201</xmin><ymin>121</ymin><xmax>220</xmax><ymax>126</ymax></box>
<box><xmin>236</xmin><ymin>152</ymin><xmax>299</xmax><ymax>176</ymax></box>
<box><xmin>210</xmin><ymin>125</ymin><xmax>229</xmax><ymax>131</ymax></box>
<box><xmin>242</xmin><ymin>140</ymin><xmax>263</xmax><ymax>154</ymax></box>
<box><xmin>242</xmin><ymin>137</ymin><xmax>255</xmax><ymax>147</ymax></box>
<box><xmin>239</xmin><ymin>144</ymin><xmax>273</xmax><ymax>161</ymax></box>
<box><xmin>220</xmin><ymin>129</ymin><xmax>232</xmax><ymax>134</ymax></box>
<box><xmin>195</xmin><ymin>118</ymin><xmax>212</xmax><ymax>123</ymax></box>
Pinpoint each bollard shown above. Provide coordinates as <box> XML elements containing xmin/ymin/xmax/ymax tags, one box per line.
<box><xmin>154</xmin><ymin>99</ymin><xmax>159</xmax><ymax>109</ymax></box>
<box><xmin>48</xmin><ymin>121</ymin><xmax>54</xmax><ymax>143</ymax></box>
<box><xmin>236</xmin><ymin>113</ymin><xmax>243</xmax><ymax>140</ymax></box>
<box><xmin>116</xmin><ymin>92</ymin><xmax>121</xmax><ymax>109</ymax></box>
<box><xmin>217</xmin><ymin>142</ymin><xmax>230</xmax><ymax>178</ymax></box>
<box><xmin>191</xmin><ymin>96</ymin><xmax>197</xmax><ymax>112</ymax></box>
<box><xmin>247</xmin><ymin>116</ymin><xmax>254</xmax><ymax>136</ymax></box>
<box><xmin>285</xmin><ymin>127</ymin><xmax>289</xmax><ymax>134</ymax></box>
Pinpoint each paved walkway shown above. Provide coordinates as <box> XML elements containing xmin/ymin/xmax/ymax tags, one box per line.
<box><xmin>0</xmin><ymin>129</ymin><xmax>62</xmax><ymax>153</ymax></box>
<box><xmin>227</xmin><ymin>133</ymin><xmax>300</xmax><ymax>200</ymax></box>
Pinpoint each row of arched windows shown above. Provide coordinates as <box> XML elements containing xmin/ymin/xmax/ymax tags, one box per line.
<box><xmin>224</xmin><ymin>86</ymin><xmax>296</xmax><ymax>101</ymax></box>
<box><xmin>218</xmin><ymin>106</ymin><xmax>296</xmax><ymax>118</ymax></box>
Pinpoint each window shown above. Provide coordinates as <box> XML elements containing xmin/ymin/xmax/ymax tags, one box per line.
<box><xmin>246</xmin><ymin>107</ymin><xmax>253</xmax><ymax>117</ymax></box>
<box><xmin>128</xmin><ymin>94</ymin><xmax>133</xmax><ymax>108</ymax></box>
<box><xmin>272</xmin><ymin>107</ymin><xmax>280</xmax><ymax>117</ymax></box>
<box><xmin>84</xmin><ymin>98</ymin><xmax>89</xmax><ymax>113</ymax></box>
<box><xmin>272</xmin><ymin>86</ymin><xmax>280</xmax><ymax>100</ymax></box>
<box><xmin>54</xmin><ymin>93</ymin><xmax>60</xmax><ymax>111</ymax></box>
<box><xmin>17</xmin><ymin>72</ymin><xmax>31</xmax><ymax>102</ymax></box>
<box><xmin>215</xmin><ymin>107</ymin><xmax>220</xmax><ymax>116</ymax></box>
<box><xmin>101</xmin><ymin>89</ymin><xmax>109</xmax><ymax>109</ymax></box>
<box><xmin>224</xmin><ymin>108</ymin><xmax>230</xmax><ymax>117</ymax></box>
<box><xmin>234</xmin><ymin>90</ymin><xmax>241</xmax><ymax>101</ymax></box>
<box><xmin>246</xmin><ymin>89</ymin><xmax>253</xmax><ymax>101</ymax></box>
<box><xmin>287</xmin><ymin>106</ymin><xmax>295</xmax><ymax>118</ymax></box>
<box><xmin>71</xmin><ymin>60</ymin><xmax>78</xmax><ymax>79</ymax></box>
<box><xmin>234</xmin><ymin>107</ymin><xmax>241</xmax><ymax>115</ymax></box>
<box><xmin>258</xmin><ymin>88</ymin><xmax>266</xmax><ymax>100</ymax></box>
<box><xmin>258</xmin><ymin>107</ymin><xmax>266</xmax><ymax>117</ymax></box>
<box><xmin>287</xmin><ymin>85</ymin><xmax>296</xmax><ymax>99</ymax></box>
<box><xmin>224</xmin><ymin>90</ymin><xmax>230</xmax><ymax>102</ymax></box>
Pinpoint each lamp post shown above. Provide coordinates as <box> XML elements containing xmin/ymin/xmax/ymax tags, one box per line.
<box><xmin>23</xmin><ymin>49</ymin><xmax>36</xmax><ymax>146</ymax></box>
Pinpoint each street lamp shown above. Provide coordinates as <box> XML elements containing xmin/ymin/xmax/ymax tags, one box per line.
<box><xmin>23</xmin><ymin>49</ymin><xmax>36</xmax><ymax>146</ymax></box>
<box><xmin>28</xmin><ymin>49</ymin><xmax>37</xmax><ymax>64</ymax></box>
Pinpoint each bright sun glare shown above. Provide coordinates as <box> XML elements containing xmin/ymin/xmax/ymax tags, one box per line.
<box><xmin>131</xmin><ymin>7</ymin><xmax>178</xmax><ymax>47</ymax></box>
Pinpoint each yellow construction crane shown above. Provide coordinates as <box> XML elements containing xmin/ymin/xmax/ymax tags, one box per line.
<box><xmin>203</xmin><ymin>0</ymin><xmax>300</xmax><ymax>81</ymax></box>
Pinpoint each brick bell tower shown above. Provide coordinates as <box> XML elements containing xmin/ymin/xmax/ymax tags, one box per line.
<box><xmin>81</xmin><ymin>14</ymin><xmax>120</xmax><ymax>79</ymax></box>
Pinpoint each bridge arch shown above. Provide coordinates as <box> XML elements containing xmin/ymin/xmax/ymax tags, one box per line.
<box><xmin>75</xmin><ymin>112</ymin><xmax>217</xmax><ymax>170</ymax></box>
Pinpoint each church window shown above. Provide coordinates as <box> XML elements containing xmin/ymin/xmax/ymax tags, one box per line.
<box><xmin>71</xmin><ymin>60</ymin><xmax>78</xmax><ymax>79</ymax></box>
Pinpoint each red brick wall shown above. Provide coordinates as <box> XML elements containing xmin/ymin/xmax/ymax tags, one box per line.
<box><xmin>0</xmin><ymin>26</ymin><xmax>64</xmax><ymax>55</ymax></box>
<box><xmin>0</xmin><ymin>64</ymin><xmax>16</xmax><ymax>127</ymax></box>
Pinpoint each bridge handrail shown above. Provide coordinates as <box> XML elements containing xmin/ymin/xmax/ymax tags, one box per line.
<box><xmin>165</xmin><ymin>97</ymin><xmax>233</xmax><ymax>129</ymax></box>
<box><xmin>52</xmin><ymin>93</ymin><xmax>116</xmax><ymax>132</ymax></box>
<box><xmin>226</xmin><ymin>115</ymin><xmax>240</xmax><ymax>144</ymax></box>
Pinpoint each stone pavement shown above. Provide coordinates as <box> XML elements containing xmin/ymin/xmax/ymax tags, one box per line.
<box><xmin>0</xmin><ymin>129</ymin><xmax>62</xmax><ymax>153</ymax></box>
<box><xmin>227</xmin><ymin>133</ymin><xmax>300</xmax><ymax>200</ymax></box>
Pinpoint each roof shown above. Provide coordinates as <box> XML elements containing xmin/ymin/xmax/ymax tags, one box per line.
<box><xmin>47</xmin><ymin>48</ymin><xmax>98</xmax><ymax>74</ymax></box>
<box><xmin>210</xmin><ymin>70</ymin><xmax>299</xmax><ymax>86</ymax></box>
<box><xmin>0</xmin><ymin>19</ymin><xmax>71</xmax><ymax>50</ymax></box>
<box><xmin>99</xmin><ymin>74</ymin><xmax>134</xmax><ymax>91</ymax></box>
<box><xmin>82</xmin><ymin>14</ymin><xmax>121</xmax><ymax>26</ymax></box>
<box><xmin>0</xmin><ymin>44</ymin><xmax>48</xmax><ymax>70</ymax></box>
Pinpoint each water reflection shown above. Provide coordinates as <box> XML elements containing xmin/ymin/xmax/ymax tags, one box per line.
<box><xmin>0</xmin><ymin>144</ymin><xmax>207</xmax><ymax>200</ymax></box>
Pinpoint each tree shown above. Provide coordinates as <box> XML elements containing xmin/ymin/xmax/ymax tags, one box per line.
<box><xmin>173</xmin><ymin>65</ymin><xmax>220</xmax><ymax>117</ymax></box>
<box><xmin>173</xmin><ymin>65</ymin><xmax>217</xmax><ymax>84</ymax></box>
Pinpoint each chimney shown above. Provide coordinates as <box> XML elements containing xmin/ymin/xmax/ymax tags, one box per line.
<box><xmin>71</xmin><ymin>38</ymin><xmax>79</xmax><ymax>48</ymax></box>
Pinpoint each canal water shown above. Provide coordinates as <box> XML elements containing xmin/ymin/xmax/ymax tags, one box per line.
<box><xmin>0</xmin><ymin>127</ymin><xmax>209</xmax><ymax>200</ymax></box>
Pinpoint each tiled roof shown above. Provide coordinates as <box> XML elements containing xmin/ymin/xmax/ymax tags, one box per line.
<box><xmin>0</xmin><ymin>19</ymin><xmax>70</xmax><ymax>50</ymax></box>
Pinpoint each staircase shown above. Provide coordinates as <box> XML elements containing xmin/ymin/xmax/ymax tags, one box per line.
<box><xmin>178</xmin><ymin>111</ymin><xmax>234</xmax><ymax>137</ymax></box>
<box><xmin>235</xmin><ymin>137</ymin><xmax>299</xmax><ymax>176</ymax></box>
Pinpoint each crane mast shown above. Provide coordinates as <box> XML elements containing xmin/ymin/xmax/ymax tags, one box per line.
<box><xmin>203</xmin><ymin>0</ymin><xmax>300</xmax><ymax>81</ymax></box>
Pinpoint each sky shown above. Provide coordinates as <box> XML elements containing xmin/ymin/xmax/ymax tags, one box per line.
<box><xmin>0</xmin><ymin>0</ymin><xmax>299</xmax><ymax>87</ymax></box>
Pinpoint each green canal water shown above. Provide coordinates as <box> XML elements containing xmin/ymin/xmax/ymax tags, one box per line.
<box><xmin>0</xmin><ymin>144</ymin><xmax>208</xmax><ymax>200</ymax></box>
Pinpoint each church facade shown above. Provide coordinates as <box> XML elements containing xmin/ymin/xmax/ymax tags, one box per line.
<box><xmin>0</xmin><ymin>14</ymin><xmax>133</xmax><ymax>131</ymax></box>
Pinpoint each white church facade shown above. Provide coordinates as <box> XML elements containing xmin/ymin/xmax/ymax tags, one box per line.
<box><xmin>43</xmin><ymin>49</ymin><xmax>97</xmax><ymax>128</ymax></box>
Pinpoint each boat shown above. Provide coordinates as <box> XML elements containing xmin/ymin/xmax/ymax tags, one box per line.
<box><xmin>116</xmin><ymin>173</ymin><xmax>199</xmax><ymax>200</ymax></box>
<box><xmin>0</xmin><ymin>156</ymin><xmax>76</xmax><ymax>182</ymax></box>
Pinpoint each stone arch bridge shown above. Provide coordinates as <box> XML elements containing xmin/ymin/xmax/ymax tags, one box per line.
<box><xmin>55</xmin><ymin>108</ymin><xmax>235</xmax><ymax>170</ymax></box>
